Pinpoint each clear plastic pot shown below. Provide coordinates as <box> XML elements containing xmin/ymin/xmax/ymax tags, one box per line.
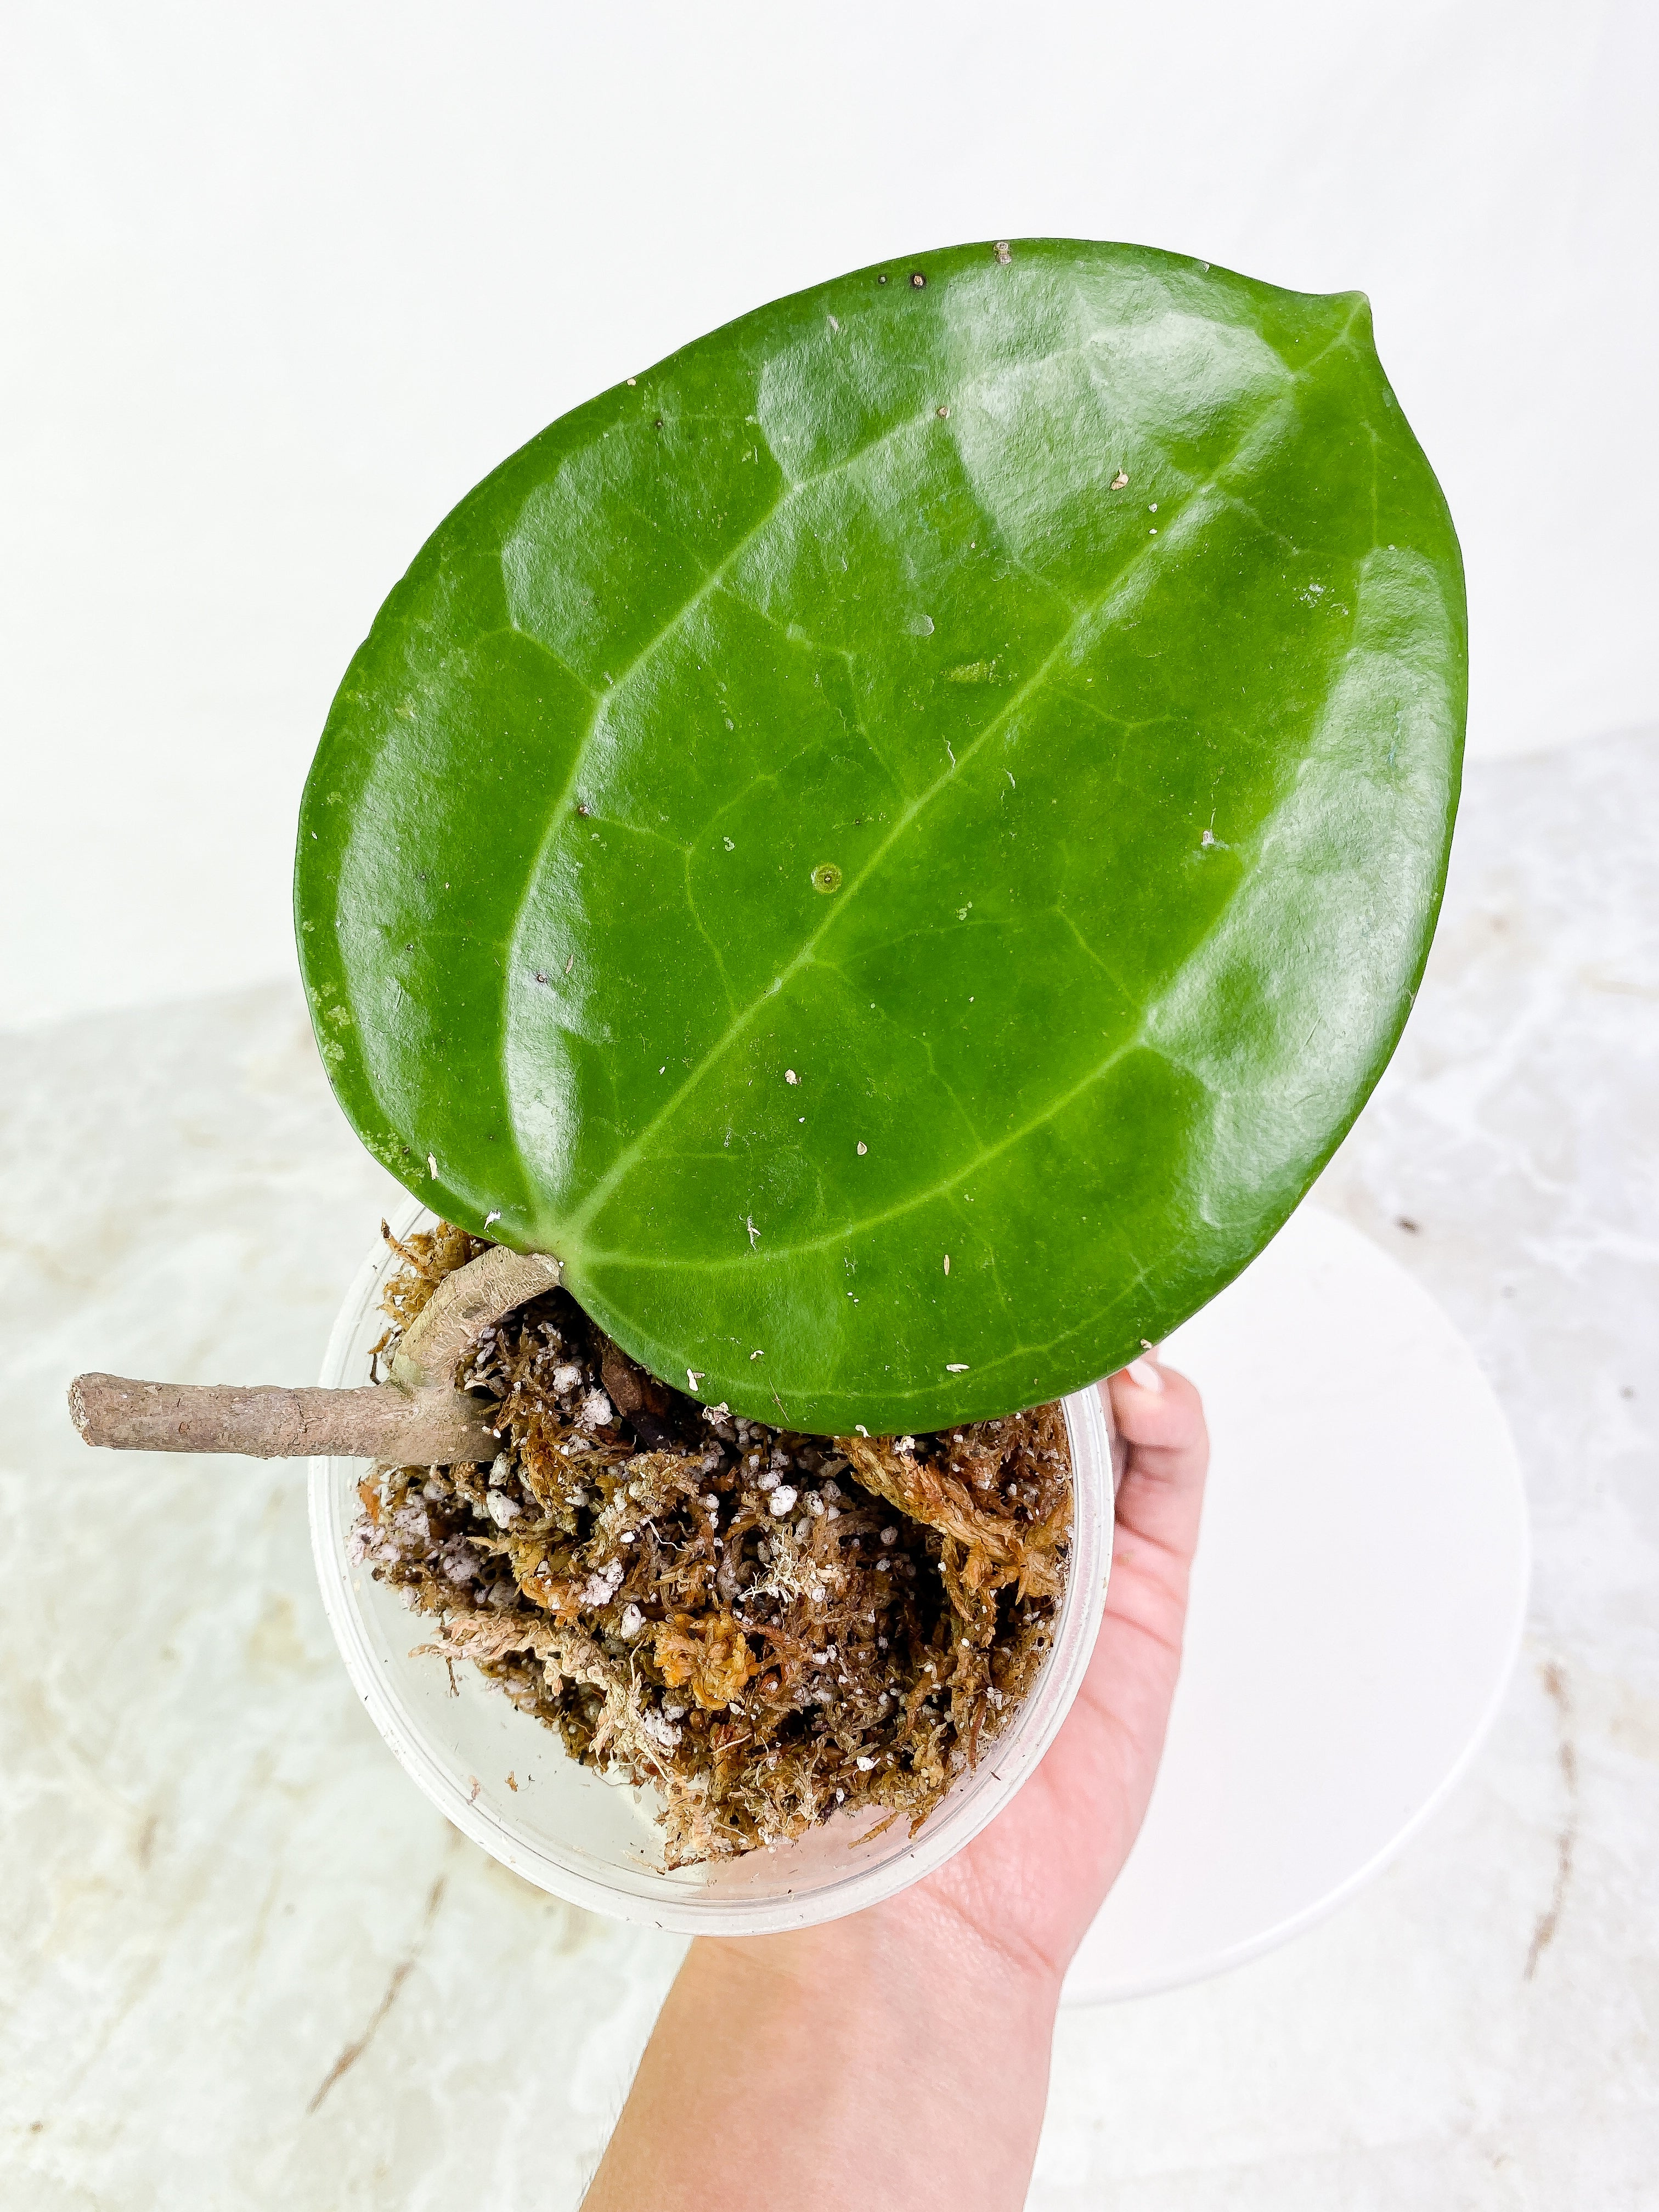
<box><xmin>309</xmin><ymin>1198</ymin><xmax>1118</xmax><ymax>1934</ymax></box>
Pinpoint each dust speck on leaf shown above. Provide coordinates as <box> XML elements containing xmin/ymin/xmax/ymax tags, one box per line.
<box><xmin>1111</xmin><ymin>471</ymin><xmax>1129</xmax><ymax>490</ymax></box>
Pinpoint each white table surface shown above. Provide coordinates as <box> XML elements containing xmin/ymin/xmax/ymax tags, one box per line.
<box><xmin>1066</xmin><ymin>1206</ymin><xmax>1527</xmax><ymax>2002</ymax></box>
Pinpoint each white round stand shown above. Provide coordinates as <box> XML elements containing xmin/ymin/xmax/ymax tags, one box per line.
<box><xmin>1062</xmin><ymin>1205</ymin><xmax>1529</xmax><ymax>2006</ymax></box>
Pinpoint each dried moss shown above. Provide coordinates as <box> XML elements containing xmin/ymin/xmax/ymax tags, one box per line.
<box><xmin>353</xmin><ymin>1224</ymin><xmax>1073</xmax><ymax>1865</ymax></box>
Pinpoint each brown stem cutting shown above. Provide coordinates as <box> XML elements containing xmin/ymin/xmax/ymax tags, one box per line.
<box><xmin>67</xmin><ymin>1238</ymin><xmax>562</xmax><ymax>1462</ymax></box>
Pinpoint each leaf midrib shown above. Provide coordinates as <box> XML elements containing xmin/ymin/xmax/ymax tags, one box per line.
<box><xmin>555</xmin><ymin>376</ymin><xmax>1301</xmax><ymax>1249</ymax></box>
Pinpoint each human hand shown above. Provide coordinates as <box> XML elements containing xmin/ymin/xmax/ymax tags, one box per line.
<box><xmin>893</xmin><ymin>1353</ymin><xmax>1211</xmax><ymax>1984</ymax></box>
<box><xmin>583</xmin><ymin>1357</ymin><xmax>1210</xmax><ymax>2212</ymax></box>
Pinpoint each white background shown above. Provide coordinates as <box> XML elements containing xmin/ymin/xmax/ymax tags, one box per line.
<box><xmin>3</xmin><ymin>0</ymin><xmax>1654</xmax><ymax>1030</ymax></box>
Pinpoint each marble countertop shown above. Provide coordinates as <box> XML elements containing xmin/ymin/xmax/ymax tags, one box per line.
<box><xmin>3</xmin><ymin>730</ymin><xmax>1655</xmax><ymax>2208</ymax></box>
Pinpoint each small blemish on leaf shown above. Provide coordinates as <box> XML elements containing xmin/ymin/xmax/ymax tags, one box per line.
<box><xmin>1111</xmin><ymin>471</ymin><xmax>1129</xmax><ymax>490</ymax></box>
<box><xmin>995</xmin><ymin>241</ymin><xmax>1012</xmax><ymax>263</ymax></box>
<box><xmin>427</xmin><ymin>1153</ymin><xmax>438</xmax><ymax>1179</ymax></box>
<box><xmin>812</xmin><ymin>861</ymin><xmax>842</xmax><ymax>893</ymax></box>
<box><xmin>857</xmin><ymin>1142</ymin><xmax>868</xmax><ymax>1156</ymax></box>
<box><xmin>910</xmin><ymin>272</ymin><xmax>927</xmax><ymax>288</ymax></box>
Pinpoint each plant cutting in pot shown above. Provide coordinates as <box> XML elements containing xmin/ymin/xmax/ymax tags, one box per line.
<box><xmin>70</xmin><ymin>239</ymin><xmax>1464</xmax><ymax>1898</ymax></box>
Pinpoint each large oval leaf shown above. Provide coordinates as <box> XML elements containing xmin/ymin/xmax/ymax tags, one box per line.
<box><xmin>297</xmin><ymin>239</ymin><xmax>1464</xmax><ymax>1434</ymax></box>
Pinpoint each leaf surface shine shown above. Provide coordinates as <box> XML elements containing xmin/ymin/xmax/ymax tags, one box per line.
<box><xmin>297</xmin><ymin>240</ymin><xmax>1465</xmax><ymax>1432</ymax></box>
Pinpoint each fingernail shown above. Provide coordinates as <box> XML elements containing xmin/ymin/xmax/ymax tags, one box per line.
<box><xmin>1126</xmin><ymin>1356</ymin><xmax>1164</xmax><ymax>1393</ymax></box>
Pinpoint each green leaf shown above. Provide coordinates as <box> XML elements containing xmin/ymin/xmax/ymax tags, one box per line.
<box><xmin>297</xmin><ymin>238</ymin><xmax>1464</xmax><ymax>1434</ymax></box>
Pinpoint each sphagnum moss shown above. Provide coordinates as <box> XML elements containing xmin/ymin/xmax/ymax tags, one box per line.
<box><xmin>355</xmin><ymin>1223</ymin><xmax>1074</xmax><ymax>1865</ymax></box>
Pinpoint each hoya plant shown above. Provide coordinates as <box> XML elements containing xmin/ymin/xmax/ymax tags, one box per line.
<box><xmin>75</xmin><ymin>237</ymin><xmax>1462</xmax><ymax>1455</ymax></box>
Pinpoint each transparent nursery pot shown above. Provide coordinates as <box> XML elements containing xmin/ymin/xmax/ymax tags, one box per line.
<box><xmin>309</xmin><ymin>1198</ymin><xmax>1120</xmax><ymax>1935</ymax></box>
